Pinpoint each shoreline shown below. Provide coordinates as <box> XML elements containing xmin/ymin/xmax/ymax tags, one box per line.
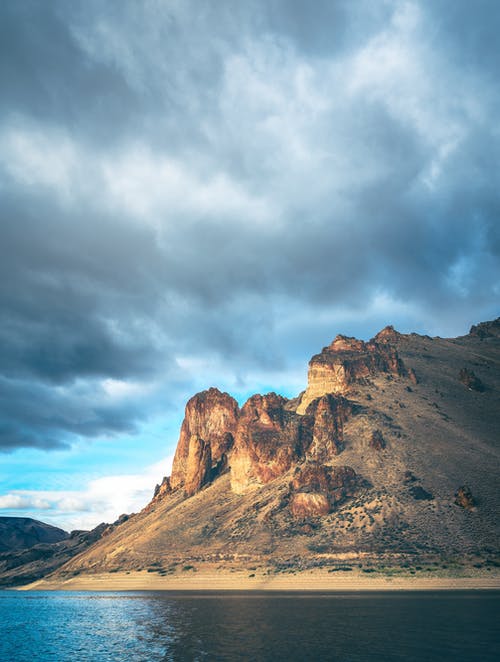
<box><xmin>16</xmin><ymin>569</ymin><xmax>500</xmax><ymax>592</ymax></box>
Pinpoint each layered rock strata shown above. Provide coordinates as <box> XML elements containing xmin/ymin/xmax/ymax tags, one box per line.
<box><xmin>296</xmin><ymin>333</ymin><xmax>408</xmax><ymax>413</ymax></box>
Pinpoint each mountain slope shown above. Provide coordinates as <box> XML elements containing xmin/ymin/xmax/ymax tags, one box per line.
<box><xmin>35</xmin><ymin>320</ymin><xmax>500</xmax><ymax>579</ymax></box>
<box><xmin>0</xmin><ymin>517</ymin><xmax>68</xmax><ymax>553</ymax></box>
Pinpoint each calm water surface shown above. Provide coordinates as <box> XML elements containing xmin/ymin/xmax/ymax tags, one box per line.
<box><xmin>0</xmin><ymin>590</ymin><xmax>498</xmax><ymax>661</ymax></box>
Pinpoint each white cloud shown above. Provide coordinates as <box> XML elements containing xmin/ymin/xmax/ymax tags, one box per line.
<box><xmin>0</xmin><ymin>125</ymin><xmax>79</xmax><ymax>201</ymax></box>
<box><xmin>101</xmin><ymin>143</ymin><xmax>275</xmax><ymax>229</ymax></box>
<box><xmin>0</xmin><ymin>455</ymin><xmax>173</xmax><ymax>531</ymax></box>
<box><xmin>101</xmin><ymin>378</ymin><xmax>155</xmax><ymax>400</ymax></box>
<box><xmin>0</xmin><ymin>494</ymin><xmax>52</xmax><ymax>510</ymax></box>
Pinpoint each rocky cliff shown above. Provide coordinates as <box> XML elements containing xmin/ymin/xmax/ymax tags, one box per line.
<box><xmin>295</xmin><ymin>331</ymin><xmax>412</xmax><ymax>413</ymax></box>
<box><xmin>164</xmin><ymin>330</ymin><xmax>410</xmax><ymax>506</ymax></box>
<box><xmin>170</xmin><ymin>388</ymin><xmax>238</xmax><ymax>494</ymax></box>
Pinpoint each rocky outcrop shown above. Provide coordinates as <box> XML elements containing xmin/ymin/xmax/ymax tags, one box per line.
<box><xmin>230</xmin><ymin>393</ymin><xmax>309</xmax><ymax>493</ymax></box>
<box><xmin>296</xmin><ymin>333</ymin><xmax>407</xmax><ymax>413</ymax></box>
<box><xmin>167</xmin><ymin>385</ymin><xmax>357</xmax><ymax>498</ymax></box>
<box><xmin>455</xmin><ymin>485</ymin><xmax>475</xmax><ymax>509</ymax></box>
<box><xmin>469</xmin><ymin>318</ymin><xmax>500</xmax><ymax>339</ymax></box>
<box><xmin>161</xmin><ymin>327</ymin><xmax>412</xmax><ymax>498</ymax></box>
<box><xmin>229</xmin><ymin>391</ymin><xmax>356</xmax><ymax>493</ymax></box>
<box><xmin>304</xmin><ymin>394</ymin><xmax>352</xmax><ymax>461</ymax></box>
<box><xmin>374</xmin><ymin>325</ymin><xmax>403</xmax><ymax>343</ymax></box>
<box><xmin>459</xmin><ymin>368</ymin><xmax>484</xmax><ymax>392</ymax></box>
<box><xmin>289</xmin><ymin>464</ymin><xmax>358</xmax><ymax>518</ymax></box>
<box><xmin>170</xmin><ymin>388</ymin><xmax>239</xmax><ymax>490</ymax></box>
<box><xmin>152</xmin><ymin>477</ymin><xmax>171</xmax><ymax>502</ymax></box>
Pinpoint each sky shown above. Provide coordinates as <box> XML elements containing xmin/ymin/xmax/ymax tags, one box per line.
<box><xmin>0</xmin><ymin>0</ymin><xmax>499</xmax><ymax>531</ymax></box>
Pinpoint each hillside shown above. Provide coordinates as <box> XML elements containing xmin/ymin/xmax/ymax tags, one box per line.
<box><xmin>0</xmin><ymin>518</ymin><xmax>130</xmax><ymax>587</ymax></box>
<box><xmin>0</xmin><ymin>517</ymin><xmax>68</xmax><ymax>552</ymax></box>
<box><xmin>22</xmin><ymin>320</ymin><xmax>500</xmax><ymax>582</ymax></box>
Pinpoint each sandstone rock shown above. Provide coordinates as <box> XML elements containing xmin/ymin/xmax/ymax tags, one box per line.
<box><xmin>455</xmin><ymin>485</ymin><xmax>475</xmax><ymax>509</ymax></box>
<box><xmin>296</xmin><ymin>334</ymin><xmax>407</xmax><ymax>413</ymax></box>
<box><xmin>459</xmin><ymin>368</ymin><xmax>484</xmax><ymax>392</ymax></box>
<box><xmin>170</xmin><ymin>388</ymin><xmax>239</xmax><ymax>490</ymax></box>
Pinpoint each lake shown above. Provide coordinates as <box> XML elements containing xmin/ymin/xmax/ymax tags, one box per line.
<box><xmin>1</xmin><ymin>591</ymin><xmax>498</xmax><ymax>661</ymax></box>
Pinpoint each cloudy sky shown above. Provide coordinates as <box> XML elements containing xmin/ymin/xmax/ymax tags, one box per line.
<box><xmin>1</xmin><ymin>0</ymin><xmax>499</xmax><ymax>530</ymax></box>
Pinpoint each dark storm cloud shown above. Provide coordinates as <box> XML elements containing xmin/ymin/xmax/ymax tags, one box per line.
<box><xmin>0</xmin><ymin>375</ymin><xmax>145</xmax><ymax>451</ymax></box>
<box><xmin>0</xmin><ymin>0</ymin><xmax>499</xmax><ymax>450</ymax></box>
<box><xmin>0</xmin><ymin>0</ymin><xmax>140</xmax><ymax>146</ymax></box>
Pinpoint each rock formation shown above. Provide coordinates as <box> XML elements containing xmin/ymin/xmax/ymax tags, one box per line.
<box><xmin>170</xmin><ymin>388</ymin><xmax>239</xmax><ymax>491</ymax></box>
<box><xmin>152</xmin><ymin>476</ymin><xmax>171</xmax><ymax>502</ymax></box>
<box><xmin>296</xmin><ymin>334</ymin><xmax>407</xmax><ymax>413</ymax></box>
<box><xmin>8</xmin><ymin>319</ymin><xmax>498</xmax><ymax>587</ymax></box>
<box><xmin>165</xmin><ymin>328</ymin><xmax>419</xmax><ymax>500</ymax></box>
<box><xmin>455</xmin><ymin>485</ymin><xmax>475</xmax><ymax>509</ymax></box>
<box><xmin>459</xmin><ymin>368</ymin><xmax>484</xmax><ymax>392</ymax></box>
<box><xmin>230</xmin><ymin>393</ymin><xmax>308</xmax><ymax>493</ymax></box>
<box><xmin>304</xmin><ymin>394</ymin><xmax>351</xmax><ymax>461</ymax></box>
<box><xmin>289</xmin><ymin>464</ymin><xmax>358</xmax><ymax>518</ymax></box>
<box><xmin>469</xmin><ymin>318</ymin><xmax>500</xmax><ymax>339</ymax></box>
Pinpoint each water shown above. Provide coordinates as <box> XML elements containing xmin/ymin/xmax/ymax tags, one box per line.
<box><xmin>0</xmin><ymin>591</ymin><xmax>498</xmax><ymax>661</ymax></box>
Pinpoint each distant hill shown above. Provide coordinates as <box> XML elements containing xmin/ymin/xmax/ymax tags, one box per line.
<box><xmin>0</xmin><ymin>517</ymin><xmax>68</xmax><ymax>552</ymax></box>
<box><xmin>0</xmin><ymin>516</ymin><xmax>131</xmax><ymax>587</ymax></box>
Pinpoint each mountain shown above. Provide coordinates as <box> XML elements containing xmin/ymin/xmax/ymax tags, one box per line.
<box><xmin>0</xmin><ymin>517</ymin><xmax>130</xmax><ymax>587</ymax></box>
<box><xmin>0</xmin><ymin>517</ymin><xmax>68</xmax><ymax>552</ymax></box>
<box><xmin>13</xmin><ymin>319</ymin><xmax>500</xmax><ymax>583</ymax></box>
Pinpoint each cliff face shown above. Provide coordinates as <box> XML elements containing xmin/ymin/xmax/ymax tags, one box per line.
<box><xmin>166</xmin><ymin>329</ymin><xmax>414</xmax><ymax>504</ymax></box>
<box><xmin>170</xmin><ymin>387</ymin><xmax>239</xmax><ymax>492</ymax></box>
<box><xmin>305</xmin><ymin>394</ymin><xmax>352</xmax><ymax>462</ymax></box>
<box><xmin>230</xmin><ymin>393</ymin><xmax>308</xmax><ymax>493</ymax></box>
<box><xmin>295</xmin><ymin>333</ymin><xmax>407</xmax><ymax>413</ymax></box>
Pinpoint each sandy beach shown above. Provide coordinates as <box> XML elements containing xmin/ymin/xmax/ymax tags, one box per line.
<box><xmin>19</xmin><ymin>567</ymin><xmax>500</xmax><ymax>592</ymax></box>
